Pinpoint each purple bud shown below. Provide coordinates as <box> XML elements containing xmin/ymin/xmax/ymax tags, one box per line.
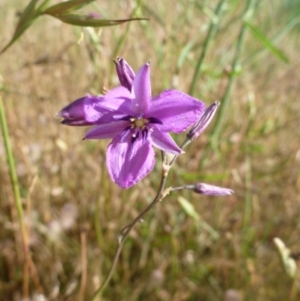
<box><xmin>193</xmin><ymin>183</ymin><xmax>234</xmax><ymax>196</ymax></box>
<box><xmin>187</xmin><ymin>101</ymin><xmax>219</xmax><ymax>140</ymax></box>
<box><xmin>58</xmin><ymin>94</ymin><xmax>103</xmax><ymax>126</ymax></box>
<box><xmin>87</xmin><ymin>12</ymin><xmax>102</xmax><ymax>19</ymax></box>
<box><xmin>114</xmin><ymin>57</ymin><xmax>135</xmax><ymax>91</ymax></box>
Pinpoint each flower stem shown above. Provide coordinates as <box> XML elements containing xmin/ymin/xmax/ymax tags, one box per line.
<box><xmin>90</xmin><ymin>152</ymin><xmax>169</xmax><ymax>301</ymax></box>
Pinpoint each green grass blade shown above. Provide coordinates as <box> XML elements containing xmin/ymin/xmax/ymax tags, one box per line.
<box><xmin>53</xmin><ymin>13</ymin><xmax>147</xmax><ymax>27</ymax></box>
<box><xmin>15</xmin><ymin>0</ymin><xmax>41</xmax><ymax>32</ymax></box>
<box><xmin>0</xmin><ymin>0</ymin><xmax>52</xmax><ymax>54</ymax></box>
<box><xmin>0</xmin><ymin>96</ymin><xmax>26</xmax><ymax>242</ymax></box>
<box><xmin>44</xmin><ymin>0</ymin><xmax>96</xmax><ymax>16</ymax></box>
<box><xmin>245</xmin><ymin>21</ymin><xmax>289</xmax><ymax>63</ymax></box>
<box><xmin>189</xmin><ymin>0</ymin><xmax>226</xmax><ymax>96</ymax></box>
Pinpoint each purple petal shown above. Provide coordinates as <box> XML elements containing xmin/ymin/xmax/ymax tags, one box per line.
<box><xmin>85</xmin><ymin>121</ymin><xmax>128</xmax><ymax>139</ymax></box>
<box><xmin>132</xmin><ymin>63</ymin><xmax>151</xmax><ymax>114</ymax></box>
<box><xmin>58</xmin><ymin>95</ymin><xmax>105</xmax><ymax>126</ymax></box>
<box><xmin>106</xmin><ymin>134</ymin><xmax>155</xmax><ymax>188</ymax></box>
<box><xmin>90</xmin><ymin>87</ymin><xmax>134</xmax><ymax>123</ymax></box>
<box><xmin>193</xmin><ymin>183</ymin><xmax>234</xmax><ymax>196</ymax></box>
<box><xmin>98</xmin><ymin>86</ymin><xmax>132</xmax><ymax>112</ymax></box>
<box><xmin>114</xmin><ymin>58</ymin><xmax>135</xmax><ymax>91</ymax></box>
<box><xmin>150</xmin><ymin>127</ymin><xmax>182</xmax><ymax>154</ymax></box>
<box><xmin>188</xmin><ymin>102</ymin><xmax>219</xmax><ymax>140</ymax></box>
<box><xmin>147</xmin><ymin>90</ymin><xmax>205</xmax><ymax>133</ymax></box>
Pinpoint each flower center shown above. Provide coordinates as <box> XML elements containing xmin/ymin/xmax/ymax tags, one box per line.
<box><xmin>130</xmin><ymin>117</ymin><xmax>149</xmax><ymax>130</ymax></box>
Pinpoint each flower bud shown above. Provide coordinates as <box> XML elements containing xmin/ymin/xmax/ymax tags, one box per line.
<box><xmin>114</xmin><ymin>57</ymin><xmax>135</xmax><ymax>91</ymax></box>
<box><xmin>187</xmin><ymin>101</ymin><xmax>219</xmax><ymax>140</ymax></box>
<box><xmin>193</xmin><ymin>183</ymin><xmax>234</xmax><ymax>196</ymax></box>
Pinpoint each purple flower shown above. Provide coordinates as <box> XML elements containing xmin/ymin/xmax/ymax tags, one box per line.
<box><xmin>59</xmin><ymin>60</ymin><xmax>205</xmax><ymax>188</ymax></box>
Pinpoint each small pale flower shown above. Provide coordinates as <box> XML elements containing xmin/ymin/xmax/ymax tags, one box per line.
<box><xmin>59</xmin><ymin>60</ymin><xmax>205</xmax><ymax>188</ymax></box>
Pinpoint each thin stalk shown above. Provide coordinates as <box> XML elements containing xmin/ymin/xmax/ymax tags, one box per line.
<box><xmin>189</xmin><ymin>0</ymin><xmax>226</xmax><ymax>96</ymax></box>
<box><xmin>0</xmin><ymin>96</ymin><xmax>29</xmax><ymax>296</ymax></box>
<box><xmin>0</xmin><ymin>97</ymin><xmax>26</xmax><ymax>240</ymax></box>
<box><xmin>90</xmin><ymin>152</ymin><xmax>169</xmax><ymax>301</ymax></box>
<box><xmin>200</xmin><ymin>0</ymin><xmax>257</xmax><ymax>166</ymax></box>
<box><xmin>243</xmin><ymin>155</ymin><xmax>252</xmax><ymax>228</ymax></box>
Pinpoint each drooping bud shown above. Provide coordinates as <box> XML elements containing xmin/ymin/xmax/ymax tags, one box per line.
<box><xmin>192</xmin><ymin>183</ymin><xmax>234</xmax><ymax>196</ymax></box>
<box><xmin>114</xmin><ymin>57</ymin><xmax>135</xmax><ymax>91</ymax></box>
<box><xmin>187</xmin><ymin>101</ymin><xmax>219</xmax><ymax>140</ymax></box>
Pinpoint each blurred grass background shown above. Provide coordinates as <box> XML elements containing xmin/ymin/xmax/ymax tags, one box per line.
<box><xmin>0</xmin><ymin>0</ymin><xmax>300</xmax><ymax>300</ymax></box>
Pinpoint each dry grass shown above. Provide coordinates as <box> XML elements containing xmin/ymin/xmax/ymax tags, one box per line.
<box><xmin>0</xmin><ymin>1</ymin><xmax>300</xmax><ymax>300</ymax></box>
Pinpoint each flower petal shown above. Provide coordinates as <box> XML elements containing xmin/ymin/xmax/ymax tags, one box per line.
<box><xmin>132</xmin><ymin>62</ymin><xmax>151</xmax><ymax>114</ymax></box>
<box><xmin>150</xmin><ymin>127</ymin><xmax>182</xmax><ymax>154</ymax></box>
<box><xmin>98</xmin><ymin>86</ymin><xmax>132</xmax><ymax>113</ymax></box>
<box><xmin>89</xmin><ymin>87</ymin><xmax>134</xmax><ymax>123</ymax></box>
<box><xmin>148</xmin><ymin>89</ymin><xmax>205</xmax><ymax>133</ymax></box>
<box><xmin>114</xmin><ymin>58</ymin><xmax>135</xmax><ymax>91</ymax></box>
<box><xmin>85</xmin><ymin>121</ymin><xmax>128</xmax><ymax>139</ymax></box>
<box><xmin>106</xmin><ymin>134</ymin><xmax>155</xmax><ymax>188</ymax></box>
<box><xmin>58</xmin><ymin>94</ymin><xmax>105</xmax><ymax>126</ymax></box>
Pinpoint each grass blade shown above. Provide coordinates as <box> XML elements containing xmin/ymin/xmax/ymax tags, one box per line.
<box><xmin>245</xmin><ymin>21</ymin><xmax>289</xmax><ymax>63</ymax></box>
<box><xmin>44</xmin><ymin>0</ymin><xmax>96</xmax><ymax>16</ymax></box>
<box><xmin>0</xmin><ymin>0</ymin><xmax>42</xmax><ymax>54</ymax></box>
<box><xmin>53</xmin><ymin>13</ymin><xmax>147</xmax><ymax>27</ymax></box>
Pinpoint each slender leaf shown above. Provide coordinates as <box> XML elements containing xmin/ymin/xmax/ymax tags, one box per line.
<box><xmin>178</xmin><ymin>196</ymin><xmax>219</xmax><ymax>240</ymax></box>
<box><xmin>0</xmin><ymin>0</ymin><xmax>50</xmax><ymax>54</ymax></box>
<box><xmin>177</xmin><ymin>40</ymin><xmax>194</xmax><ymax>69</ymax></box>
<box><xmin>245</xmin><ymin>21</ymin><xmax>289</xmax><ymax>63</ymax></box>
<box><xmin>1</xmin><ymin>14</ymin><xmax>41</xmax><ymax>54</ymax></box>
<box><xmin>44</xmin><ymin>0</ymin><xmax>96</xmax><ymax>16</ymax></box>
<box><xmin>15</xmin><ymin>0</ymin><xmax>40</xmax><ymax>32</ymax></box>
<box><xmin>54</xmin><ymin>13</ymin><xmax>147</xmax><ymax>27</ymax></box>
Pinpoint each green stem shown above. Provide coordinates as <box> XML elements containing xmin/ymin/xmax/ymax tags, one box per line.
<box><xmin>200</xmin><ymin>0</ymin><xmax>257</xmax><ymax>166</ymax></box>
<box><xmin>90</xmin><ymin>152</ymin><xmax>169</xmax><ymax>301</ymax></box>
<box><xmin>189</xmin><ymin>0</ymin><xmax>226</xmax><ymax>96</ymax></box>
<box><xmin>0</xmin><ymin>97</ymin><xmax>27</xmax><ymax>246</ymax></box>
